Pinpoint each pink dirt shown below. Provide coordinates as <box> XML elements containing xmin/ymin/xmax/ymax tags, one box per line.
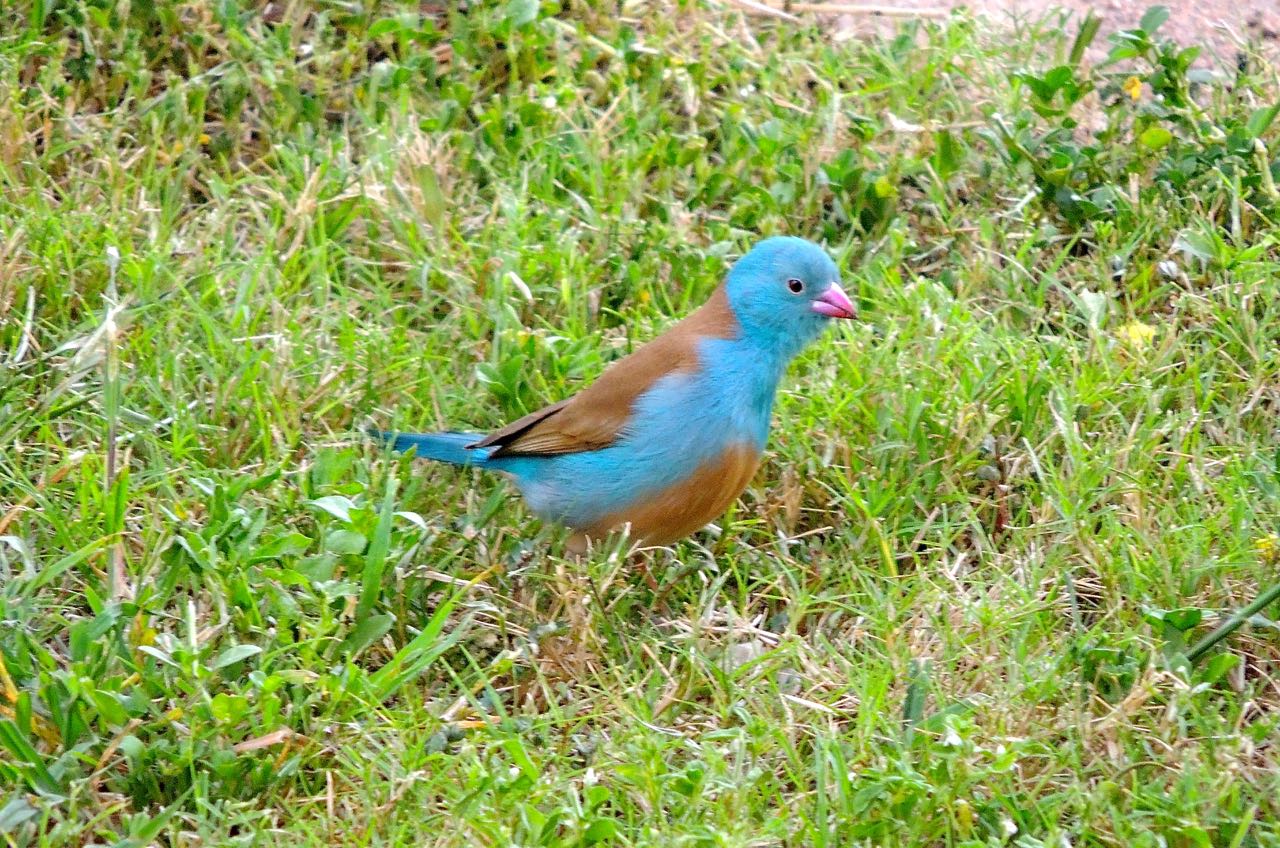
<box><xmin>827</xmin><ymin>1</ymin><xmax>1280</xmax><ymax>66</ymax></box>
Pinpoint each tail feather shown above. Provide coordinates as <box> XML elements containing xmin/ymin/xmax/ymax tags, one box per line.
<box><xmin>366</xmin><ymin>428</ymin><xmax>490</xmax><ymax>467</ymax></box>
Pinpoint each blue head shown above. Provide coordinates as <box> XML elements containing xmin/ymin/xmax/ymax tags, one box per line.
<box><xmin>723</xmin><ymin>237</ymin><xmax>856</xmax><ymax>361</ymax></box>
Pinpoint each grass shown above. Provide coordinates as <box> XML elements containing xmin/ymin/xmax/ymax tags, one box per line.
<box><xmin>2</xmin><ymin>1</ymin><xmax>1280</xmax><ymax>845</ymax></box>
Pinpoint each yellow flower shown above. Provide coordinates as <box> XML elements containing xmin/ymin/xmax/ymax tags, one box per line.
<box><xmin>130</xmin><ymin>616</ymin><xmax>157</xmax><ymax>647</ymax></box>
<box><xmin>873</xmin><ymin>174</ymin><xmax>898</xmax><ymax>199</ymax></box>
<box><xmin>954</xmin><ymin>799</ymin><xmax>974</xmax><ymax>833</ymax></box>
<box><xmin>1123</xmin><ymin>76</ymin><xmax>1143</xmax><ymax>102</ymax></box>
<box><xmin>1256</xmin><ymin>534</ymin><xmax>1280</xmax><ymax>564</ymax></box>
<box><xmin>1117</xmin><ymin>321</ymin><xmax>1156</xmax><ymax>348</ymax></box>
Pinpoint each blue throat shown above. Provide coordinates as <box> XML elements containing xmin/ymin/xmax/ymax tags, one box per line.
<box><xmin>693</xmin><ymin>333</ymin><xmax>790</xmax><ymax>450</ymax></box>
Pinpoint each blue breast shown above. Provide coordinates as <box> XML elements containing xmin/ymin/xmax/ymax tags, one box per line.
<box><xmin>492</xmin><ymin>335</ymin><xmax>787</xmax><ymax>529</ymax></box>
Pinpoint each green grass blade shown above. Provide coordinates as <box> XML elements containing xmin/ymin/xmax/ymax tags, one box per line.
<box><xmin>1187</xmin><ymin>582</ymin><xmax>1280</xmax><ymax>664</ymax></box>
<box><xmin>356</xmin><ymin>473</ymin><xmax>397</xmax><ymax>624</ymax></box>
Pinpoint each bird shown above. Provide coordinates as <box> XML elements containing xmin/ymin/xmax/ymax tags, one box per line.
<box><xmin>371</xmin><ymin>236</ymin><xmax>857</xmax><ymax>553</ymax></box>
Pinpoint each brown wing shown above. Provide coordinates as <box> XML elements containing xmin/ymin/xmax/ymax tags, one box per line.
<box><xmin>471</xmin><ymin>286</ymin><xmax>739</xmax><ymax>458</ymax></box>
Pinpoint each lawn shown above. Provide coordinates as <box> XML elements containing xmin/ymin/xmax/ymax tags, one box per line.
<box><xmin>2</xmin><ymin>1</ymin><xmax>1280</xmax><ymax>845</ymax></box>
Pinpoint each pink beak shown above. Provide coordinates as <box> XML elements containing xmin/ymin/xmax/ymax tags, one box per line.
<box><xmin>811</xmin><ymin>282</ymin><xmax>857</xmax><ymax>319</ymax></box>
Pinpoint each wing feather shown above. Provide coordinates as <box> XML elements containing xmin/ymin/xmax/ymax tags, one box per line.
<box><xmin>472</xmin><ymin>286</ymin><xmax>738</xmax><ymax>458</ymax></box>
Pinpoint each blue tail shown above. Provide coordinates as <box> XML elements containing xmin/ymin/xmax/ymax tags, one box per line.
<box><xmin>367</xmin><ymin>429</ymin><xmax>491</xmax><ymax>467</ymax></box>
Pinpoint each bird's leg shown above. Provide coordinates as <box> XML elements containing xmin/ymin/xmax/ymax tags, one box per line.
<box><xmin>569</xmin><ymin>530</ymin><xmax>661</xmax><ymax>593</ymax></box>
<box><xmin>633</xmin><ymin>554</ymin><xmax>661</xmax><ymax>592</ymax></box>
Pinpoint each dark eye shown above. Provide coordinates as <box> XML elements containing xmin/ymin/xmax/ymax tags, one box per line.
<box><xmin>787</xmin><ymin>278</ymin><xmax>804</xmax><ymax>294</ymax></box>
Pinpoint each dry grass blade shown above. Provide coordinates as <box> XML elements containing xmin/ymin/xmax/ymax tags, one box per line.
<box><xmin>784</xmin><ymin>3</ymin><xmax>948</xmax><ymax>15</ymax></box>
<box><xmin>722</xmin><ymin>0</ymin><xmax>801</xmax><ymax>22</ymax></box>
